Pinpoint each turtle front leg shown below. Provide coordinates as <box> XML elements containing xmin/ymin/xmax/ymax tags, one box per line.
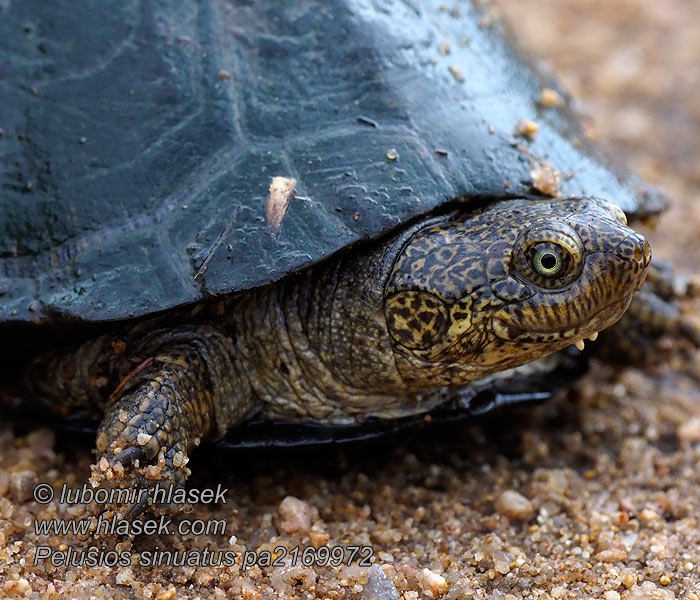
<box><xmin>95</xmin><ymin>350</ymin><xmax>217</xmax><ymax>495</ymax></box>
<box><xmin>93</xmin><ymin>326</ymin><xmax>252</xmax><ymax>507</ymax></box>
<box><xmin>30</xmin><ymin>324</ymin><xmax>254</xmax><ymax>515</ymax></box>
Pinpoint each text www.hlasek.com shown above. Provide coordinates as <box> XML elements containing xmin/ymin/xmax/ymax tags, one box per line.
<box><xmin>35</xmin><ymin>513</ymin><xmax>226</xmax><ymax>537</ymax></box>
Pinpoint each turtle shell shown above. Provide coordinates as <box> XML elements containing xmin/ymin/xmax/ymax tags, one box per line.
<box><xmin>0</xmin><ymin>0</ymin><xmax>665</xmax><ymax>324</ymax></box>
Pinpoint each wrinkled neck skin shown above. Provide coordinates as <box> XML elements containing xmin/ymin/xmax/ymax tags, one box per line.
<box><xmin>227</xmin><ymin>218</ymin><xmax>448</xmax><ymax>423</ymax></box>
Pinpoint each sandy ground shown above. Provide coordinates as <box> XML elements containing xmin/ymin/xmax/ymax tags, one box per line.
<box><xmin>2</xmin><ymin>0</ymin><xmax>700</xmax><ymax>598</ymax></box>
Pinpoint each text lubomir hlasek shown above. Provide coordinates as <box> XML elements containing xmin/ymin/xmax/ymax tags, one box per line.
<box><xmin>58</xmin><ymin>483</ymin><xmax>228</xmax><ymax>505</ymax></box>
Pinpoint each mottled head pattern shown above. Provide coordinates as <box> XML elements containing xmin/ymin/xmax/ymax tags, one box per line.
<box><xmin>384</xmin><ymin>197</ymin><xmax>650</xmax><ymax>387</ymax></box>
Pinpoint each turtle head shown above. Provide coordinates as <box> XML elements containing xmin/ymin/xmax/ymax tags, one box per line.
<box><xmin>384</xmin><ymin>197</ymin><xmax>650</xmax><ymax>387</ymax></box>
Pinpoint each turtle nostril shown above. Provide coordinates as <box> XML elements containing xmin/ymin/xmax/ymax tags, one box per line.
<box><xmin>618</xmin><ymin>235</ymin><xmax>651</xmax><ymax>267</ymax></box>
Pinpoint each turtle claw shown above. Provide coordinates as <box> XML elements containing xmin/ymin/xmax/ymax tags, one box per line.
<box><xmin>111</xmin><ymin>446</ymin><xmax>145</xmax><ymax>468</ymax></box>
<box><xmin>93</xmin><ymin>445</ymin><xmax>188</xmax><ymax>519</ymax></box>
<box><xmin>124</xmin><ymin>485</ymin><xmax>154</xmax><ymax>519</ymax></box>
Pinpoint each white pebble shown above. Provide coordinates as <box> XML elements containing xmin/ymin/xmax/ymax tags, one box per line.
<box><xmin>417</xmin><ymin>568</ymin><xmax>448</xmax><ymax>596</ymax></box>
<box><xmin>137</xmin><ymin>433</ymin><xmax>152</xmax><ymax>446</ymax></box>
<box><xmin>495</xmin><ymin>490</ymin><xmax>534</xmax><ymax>520</ymax></box>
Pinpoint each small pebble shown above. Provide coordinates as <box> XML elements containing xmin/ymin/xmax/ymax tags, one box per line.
<box><xmin>594</xmin><ymin>548</ymin><xmax>628</xmax><ymax>563</ymax></box>
<box><xmin>539</xmin><ymin>87</ymin><xmax>562</xmax><ymax>107</ymax></box>
<box><xmin>137</xmin><ymin>433</ymin><xmax>152</xmax><ymax>446</ymax></box>
<box><xmin>677</xmin><ymin>417</ymin><xmax>700</xmax><ymax>442</ymax></box>
<box><xmin>495</xmin><ymin>490</ymin><xmax>534</xmax><ymax>520</ymax></box>
<box><xmin>155</xmin><ymin>588</ymin><xmax>177</xmax><ymax>600</ymax></box>
<box><xmin>627</xmin><ymin>581</ymin><xmax>675</xmax><ymax>600</ymax></box>
<box><xmin>195</xmin><ymin>569</ymin><xmax>215</xmax><ymax>586</ymax></box>
<box><xmin>276</xmin><ymin>495</ymin><xmax>317</xmax><ymax>534</ymax></box>
<box><xmin>9</xmin><ymin>470</ymin><xmax>38</xmax><ymax>503</ymax></box>
<box><xmin>639</xmin><ymin>508</ymin><xmax>660</xmax><ymax>523</ymax></box>
<box><xmin>270</xmin><ymin>564</ymin><xmax>316</xmax><ymax>591</ymax></box>
<box><xmin>492</xmin><ymin>550</ymin><xmax>514</xmax><ymax>574</ymax></box>
<box><xmin>448</xmin><ymin>65</ymin><xmax>464</xmax><ymax>82</ymax></box>
<box><xmin>437</xmin><ymin>41</ymin><xmax>451</xmax><ymax>55</ymax></box>
<box><xmin>0</xmin><ymin>470</ymin><xmax>9</xmax><ymax>497</ymax></box>
<box><xmin>515</xmin><ymin>118</ymin><xmax>538</xmax><ymax>139</ymax></box>
<box><xmin>364</xmin><ymin>565</ymin><xmax>399</xmax><ymax>600</ymax></box>
<box><xmin>3</xmin><ymin>578</ymin><xmax>30</xmax><ymax>596</ymax></box>
<box><xmin>417</xmin><ymin>568</ymin><xmax>448</xmax><ymax>596</ymax></box>
<box><xmin>116</xmin><ymin>567</ymin><xmax>134</xmax><ymax>585</ymax></box>
<box><xmin>309</xmin><ymin>529</ymin><xmax>330</xmax><ymax>548</ymax></box>
<box><xmin>530</xmin><ymin>161</ymin><xmax>560</xmax><ymax>196</ymax></box>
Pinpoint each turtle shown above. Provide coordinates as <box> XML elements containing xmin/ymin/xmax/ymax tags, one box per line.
<box><xmin>0</xmin><ymin>0</ymin><xmax>691</xmax><ymax>510</ymax></box>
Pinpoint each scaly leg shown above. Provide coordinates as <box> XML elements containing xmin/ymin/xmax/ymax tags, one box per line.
<box><xmin>27</xmin><ymin>324</ymin><xmax>253</xmax><ymax>514</ymax></box>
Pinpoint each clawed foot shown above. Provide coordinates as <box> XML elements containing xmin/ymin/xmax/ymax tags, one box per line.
<box><xmin>89</xmin><ymin>357</ymin><xmax>208</xmax><ymax>517</ymax></box>
<box><xmin>91</xmin><ymin>432</ymin><xmax>193</xmax><ymax>518</ymax></box>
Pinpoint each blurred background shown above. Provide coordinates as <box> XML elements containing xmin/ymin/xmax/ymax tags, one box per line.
<box><xmin>494</xmin><ymin>0</ymin><xmax>700</xmax><ymax>273</ymax></box>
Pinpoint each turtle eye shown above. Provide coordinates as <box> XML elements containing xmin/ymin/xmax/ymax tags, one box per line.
<box><xmin>519</xmin><ymin>241</ymin><xmax>574</xmax><ymax>288</ymax></box>
<box><xmin>531</xmin><ymin>244</ymin><xmax>564</xmax><ymax>277</ymax></box>
<box><xmin>511</xmin><ymin>222</ymin><xmax>584</xmax><ymax>289</ymax></box>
